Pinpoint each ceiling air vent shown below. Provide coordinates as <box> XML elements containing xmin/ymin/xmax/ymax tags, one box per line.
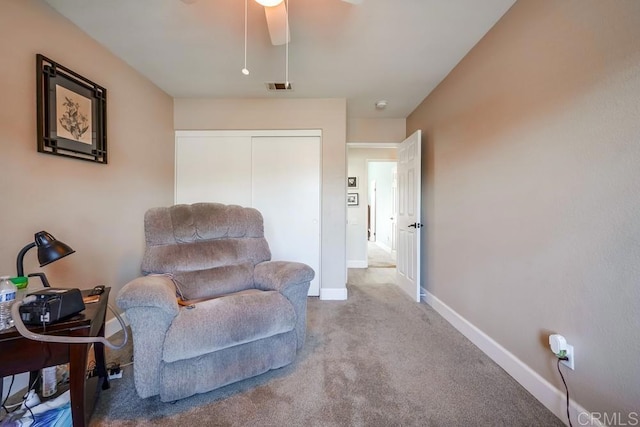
<box><xmin>266</xmin><ymin>82</ymin><xmax>293</xmax><ymax>91</ymax></box>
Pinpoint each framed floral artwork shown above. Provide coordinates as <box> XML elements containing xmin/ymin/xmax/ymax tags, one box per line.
<box><xmin>36</xmin><ymin>54</ymin><xmax>107</xmax><ymax>164</ymax></box>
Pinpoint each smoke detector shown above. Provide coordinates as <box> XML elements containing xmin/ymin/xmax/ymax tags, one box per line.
<box><xmin>375</xmin><ymin>100</ymin><xmax>388</xmax><ymax>110</ymax></box>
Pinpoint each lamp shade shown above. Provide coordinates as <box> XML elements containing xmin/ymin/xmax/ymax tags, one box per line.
<box><xmin>34</xmin><ymin>231</ymin><xmax>75</xmax><ymax>267</ymax></box>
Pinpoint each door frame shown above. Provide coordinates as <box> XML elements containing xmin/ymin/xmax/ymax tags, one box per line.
<box><xmin>346</xmin><ymin>142</ymin><xmax>398</xmax><ymax>270</ymax></box>
<box><xmin>369</xmin><ymin>179</ymin><xmax>376</xmax><ymax>242</ymax></box>
<box><xmin>367</xmin><ymin>160</ymin><xmax>397</xmax><ymax>254</ymax></box>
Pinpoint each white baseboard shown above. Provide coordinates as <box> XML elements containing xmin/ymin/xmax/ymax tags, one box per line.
<box><xmin>375</xmin><ymin>241</ymin><xmax>392</xmax><ymax>253</ymax></box>
<box><xmin>347</xmin><ymin>260</ymin><xmax>368</xmax><ymax>268</ymax></box>
<box><xmin>422</xmin><ymin>289</ymin><xmax>603</xmax><ymax>427</ymax></box>
<box><xmin>320</xmin><ymin>287</ymin><xmax>348</xmax><ymax>301</ymax></box>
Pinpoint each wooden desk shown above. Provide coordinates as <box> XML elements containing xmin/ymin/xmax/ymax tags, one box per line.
<box><xmin>0</xmin><ymin>288</ymin><xmax>110</xmax><ymax>427</ymax></box>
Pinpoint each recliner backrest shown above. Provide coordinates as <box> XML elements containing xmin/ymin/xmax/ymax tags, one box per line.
<box><xmin>141</xmin><ymin>203</ymin><xmax>271</xmax><ymax>299</ymax></box>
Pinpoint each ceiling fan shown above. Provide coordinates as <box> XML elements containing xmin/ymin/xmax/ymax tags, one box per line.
<box><xmin>255</xmin><ymin>0</ymin><xmax>363</xmax><ymax>45</ymax></box>
<box><xmin>181</xmin><ymin>0</ymin><xmax>363</xmax><ymax>46</ymax></box>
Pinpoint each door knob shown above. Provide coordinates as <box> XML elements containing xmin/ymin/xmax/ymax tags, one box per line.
<box><xmin>408</xmin><ymin>223</ymin><xmax>423</xmax><ymax>228</ymax></box>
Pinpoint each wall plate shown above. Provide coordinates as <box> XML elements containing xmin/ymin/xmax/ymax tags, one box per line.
<box><xmin>561</xmin><ymin>344</ymin><xmax>575</xmax><ymax>370</ymax></box>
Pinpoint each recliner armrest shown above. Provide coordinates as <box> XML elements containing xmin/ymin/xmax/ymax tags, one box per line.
<box><xmin>253</xmin><ymin>261</ymin><xmax>315</xmax><ymax>293</ymax></box>
<box><xmin>116</xmin><ymin>274</ymin><xmax>180</xmax><ymax>399</ymax></box>
<box><xmin>254</xmin><ymin>261</ymin><xmax>314</xmax><ymax>350</ymax></box>
<box><xmin>116</xmin><ymin>274</ymin><xmax>180</xmax><ymax>319</ymax></box>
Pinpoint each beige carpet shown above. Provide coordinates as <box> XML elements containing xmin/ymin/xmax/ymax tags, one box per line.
<box><xmin>93</xmin><ymin>272</ymin><xmax>562</xmax><ymax>426</ymax></box>
<box><xmin>367</xmin><ymin>242</ymin><xmax>396</xmax><ymax>268</ymax></box>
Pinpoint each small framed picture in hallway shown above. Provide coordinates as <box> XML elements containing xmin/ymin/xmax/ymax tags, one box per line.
<box><xmin>347</xmin><ymin>193</ymin><xmax>359</xmax><ymax>206</ymax></box>
<box><xmin>347</xmin><ymin>176</ymin><xmax>358</xmax><ymax>189</ymax></box>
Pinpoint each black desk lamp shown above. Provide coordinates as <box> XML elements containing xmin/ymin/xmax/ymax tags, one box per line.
<box><xmin>16</xmin><ymin>231</ymin><xmax>75</xmax><ymax>287</ymax></box>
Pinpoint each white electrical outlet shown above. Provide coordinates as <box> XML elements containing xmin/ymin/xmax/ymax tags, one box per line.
<box><xmin>549</xmin><ymin>334</ymin><xmax>575</xmax><ymax>370</ymax></box>
<box><xmin>561</xmin><ymin>344</ymin><xmax>575</xmax><ymax>370</ymax></box>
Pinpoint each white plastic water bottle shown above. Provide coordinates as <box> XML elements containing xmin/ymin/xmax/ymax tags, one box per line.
<box><xmin>0</xmin><ymin>275</ymin><xmax>17</xmax><ymax>331</ymax></box>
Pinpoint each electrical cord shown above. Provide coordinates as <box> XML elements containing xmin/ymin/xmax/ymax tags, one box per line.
<box><xmin>557</xmin><ymin>358</ymin><xmax>573</xmax><ymax>427</ymax></box>
<box><xmin>22</xmin><ymin>396</ymin><xmax>35</xmax><ymax>422</ymax></box>
<box><xmin>19</xmin><ymin>373</ymin><xmax>41</xmax><ymax>421</ymax></box>
<box><xmin>1</xmin><ymin>376</ymin><xmax>35</xmax><ymax>423</ymax></box>
<box><xmin>4</xmin><ymin>294</ymin><xmax>128</xmax><ymax>421</ymax></box>
<box><xmin>27</xmin><ymin>371</ymin><xmax>41</xmax><ymax>395</ymax></box>
<box><xmin>1</xmin><ymin>375</ymin><xmax>15</xmax><ymax>413</ymax></box>
<box><xmin>149</xmin><ymin>273</ymin><xmax>184</xmax><ymax>300</ymax></box>
<box><xmin>2</xmin><ymin>400</ymin><xmax>23</xmax><ymax>410</ymax></box>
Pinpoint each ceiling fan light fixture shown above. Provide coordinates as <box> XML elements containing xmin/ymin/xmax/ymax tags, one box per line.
<box><xmin>255</xmin><ymin>0</ymin><xmax>284</xmax><ymax>6</ymax></box>
<box><xmin>264</xmin><ymin>2</ymin><xmax>289</xmax><ymax>45</ymax></box>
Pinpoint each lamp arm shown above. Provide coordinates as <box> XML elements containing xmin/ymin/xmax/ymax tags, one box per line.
<box><xmin>28</xmin><ymin>272</ymin><xmax>51</xmax><ymax>287</ymax></box>
<box><xmin>16</xmin><ymin>242</ymin><xmax>36</xmax><ymax>277</ymax></box>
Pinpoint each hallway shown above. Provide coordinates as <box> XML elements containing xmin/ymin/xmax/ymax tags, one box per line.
<box><xmin>348</xmin><ymin>242</ymin><xmax>396</xmax><ymax>287</ymax></box>
<box><xmin>366</xmin><ymin>241</ymin><xmax>395</xmax><ymax>268</ymax></box>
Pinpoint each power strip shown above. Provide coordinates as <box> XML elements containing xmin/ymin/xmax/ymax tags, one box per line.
<box><xmin>21</xmin><ymin>389</ymin><xmax>41</xmax><ymax>410</ymax></box>
<box><xmin>108</xmin><ymin>365</ymin><xmax>122</xmax><ymax>380</ymax></box>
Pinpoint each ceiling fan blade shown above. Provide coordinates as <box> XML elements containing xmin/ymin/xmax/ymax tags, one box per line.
<box><xmin>264</xmin><ymin>2</ymin><xmax>290</xmax><ymax>46</ymax></box>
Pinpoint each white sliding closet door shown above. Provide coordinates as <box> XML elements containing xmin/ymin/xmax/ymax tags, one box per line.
<box><xmin>175</xmin><ymin>135</ymin><xmax>252</xmax><ymax>206</ymax></box>
<box><xmin>252</xmin><ymin>136</ymin><xmax>321</xmax><ymax>296</ymax></box>
<box><xmin>174</xmin><ymin>131</ymin><xmax>321</xmax><ymax>296</ymax></box>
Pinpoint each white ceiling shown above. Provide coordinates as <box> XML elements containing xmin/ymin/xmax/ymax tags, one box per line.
<box><xmin>43</xmin><ymin>0</ymin><xmax>515</xmax><ymax>119</ymax></box>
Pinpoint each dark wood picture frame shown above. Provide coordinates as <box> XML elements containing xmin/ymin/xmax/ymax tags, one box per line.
<box><xmin>36</xmin><ymin>54</ymin><xmax>107</xmax><ymax>164</ymax></box>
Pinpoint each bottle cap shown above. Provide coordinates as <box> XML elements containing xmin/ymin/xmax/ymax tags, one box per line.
<box><xmin>10</xmin><ymin>276</ymin><xmax>28</xmax><ymax>289</ymax></box>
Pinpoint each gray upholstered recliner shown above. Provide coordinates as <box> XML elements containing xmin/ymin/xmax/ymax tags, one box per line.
<box><xmin>116</xmin><ymin>203</ymin><xmax>314</xmax><ymax>402</ymax></box>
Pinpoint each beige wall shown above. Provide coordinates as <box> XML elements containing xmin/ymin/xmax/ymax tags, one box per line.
<box><xmin>347</xmin><ymin>118</ymin><xmax>406</xmax><ymax>143</ymax></box>
<box><xmin>174</xmin><ymin>98</ymin><xmax>347</xmax><ymax>295</ymax></box>
<box><xmin>0</xmin><ymin>1</ymin><xmax>174</xmax><ymax>306</ymax></box>
<box><xmin>408</xmin><ymin>0</ymin><xmax>640</xmax><ymax>417</ymax></box>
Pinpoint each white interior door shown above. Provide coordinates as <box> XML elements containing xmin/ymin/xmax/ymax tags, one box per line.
<box><xmin>396</xmin><ymin>130</ymin><xmax>422</xmax><ymax>302</ymax></box>
<box><xmin>251</xmin><ymin>136</ymin><xmax>321</xmax><ymax>296</ymax></box>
